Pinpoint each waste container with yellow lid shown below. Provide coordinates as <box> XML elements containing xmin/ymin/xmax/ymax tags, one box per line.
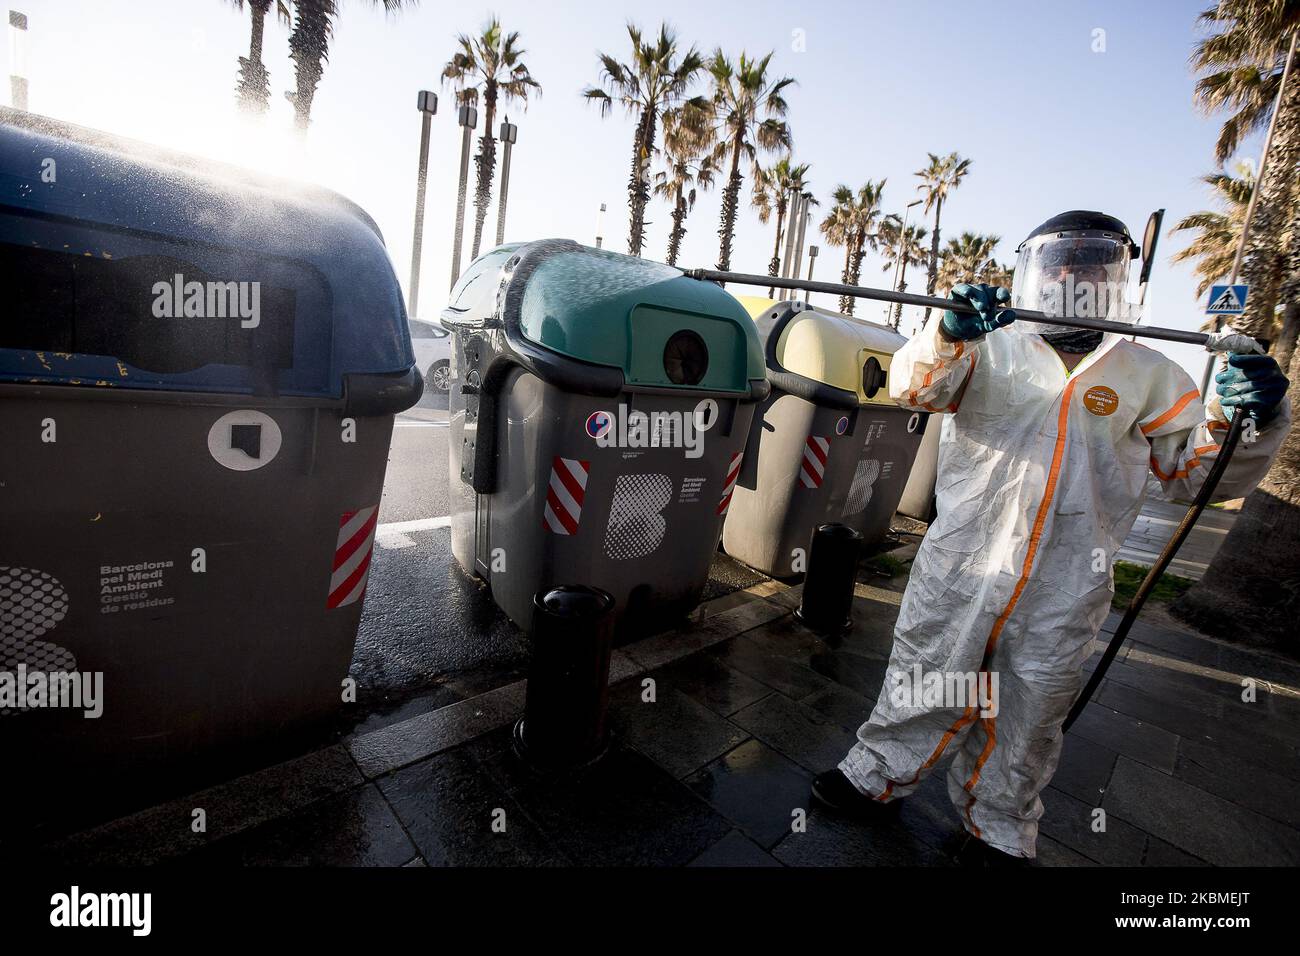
<box><xmin>720</xmin><ymin>297</ymin><xmax>929</xmax><ymax>576</ymax></box>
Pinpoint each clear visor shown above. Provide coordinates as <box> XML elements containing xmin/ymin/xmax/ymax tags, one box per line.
<box><xmin>1011</xmin><ymin>235</ymin><xmax>1134</xmax><ymax>325</ymax></box>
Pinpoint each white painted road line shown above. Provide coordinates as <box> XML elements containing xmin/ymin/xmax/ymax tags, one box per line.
<box><xmin>375</xmin><ymin>515</ymin><xmax>452</xmax><ymax>549</ymax></box>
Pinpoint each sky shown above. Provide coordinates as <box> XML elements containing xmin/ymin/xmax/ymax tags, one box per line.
<box><xmin>6</xmin><ymin>0</ymin><xmax>1256</xmax><ymax>380</ymax></box>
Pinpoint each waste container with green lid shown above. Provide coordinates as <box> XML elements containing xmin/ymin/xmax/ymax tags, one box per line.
<box><xmin>0</xmin><ymin>110</ymin><xmax>421</xmax><ymax>762</ymax></box>
<box><xmin>720</xmin><ymin>297</ymin><xmax>928</xmax><ymax>577</ymax></box>
<box><xmin>443</xmin><ymin>239</ymin><xmax>768</xmax><ymax>633</ymax></box>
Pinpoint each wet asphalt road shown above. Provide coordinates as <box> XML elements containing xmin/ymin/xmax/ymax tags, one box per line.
<box><xmin>348</xmin><ymin>387</ymin><xmax>769</xmax><ymax>729</ymax></box>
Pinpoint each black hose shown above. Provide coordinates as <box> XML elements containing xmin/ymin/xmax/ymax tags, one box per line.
<box><xmin>1062</xmin><ymin>406</ymin><xmax>1248</xmax><ymax>731</ymax></box>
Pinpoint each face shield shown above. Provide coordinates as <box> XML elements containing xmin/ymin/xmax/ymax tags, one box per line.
<box><xmin>1011</xmin><ymin>234</ymin><xmax>1134</xmax><ymax>334</ymax></box>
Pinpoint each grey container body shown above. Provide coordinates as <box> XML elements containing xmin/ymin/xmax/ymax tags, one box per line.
<box><xmin>0</xmin><ymin>385</ymin><xmax>398</xmax><ymax>760</ymax></box>
<box><xmin>449</xmin><ymin>366</ymin><xmax>754</xmax><ymax>632</ymax></box>
<box><xmin>721</xmin><ymin>391</ymin><xmax>924</xmax><ymax>576</ymax></box>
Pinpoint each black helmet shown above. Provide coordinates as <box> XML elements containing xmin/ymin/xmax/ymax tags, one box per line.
<box><xmin>1016</xmin><ymin>210</ymin><xmax>1138</xmax><ymax>258</ymax></box>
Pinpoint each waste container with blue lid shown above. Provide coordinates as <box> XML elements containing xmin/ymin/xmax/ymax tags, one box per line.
<box><xmin>0</xmin><ymin>109</ymin><xmax>421</xmax><ymax>763</ymax></box>
<box><xmin>443</xmin><ymin>239</ymin><xmax>768</xmax><ymax>633</ymax></box>
<box><xmin>720</xmin><ymin>297</ymin><xmax>928</xmax><ymax>576</ymax></box>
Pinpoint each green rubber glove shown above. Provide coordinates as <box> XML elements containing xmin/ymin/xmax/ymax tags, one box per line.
<box><xmin>940</xmin><ymin>283</ymin><xmax>1015</xmax><ymax>341</ymax></box>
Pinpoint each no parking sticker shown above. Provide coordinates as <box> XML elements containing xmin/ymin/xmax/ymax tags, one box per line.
<box><xmin>835</xmin><ymin>416</ymin><xmax>850</xmax><ymax>436</ymax></box>
<box><xmin>585</xmin><ymin>410</ymin><xmax>613</xmax><ymax>440</ymax></box>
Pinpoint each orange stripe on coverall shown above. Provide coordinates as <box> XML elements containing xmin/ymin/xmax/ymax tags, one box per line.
<box><xmin>961</xmin><ymin>377</ymin><xmax>1080</xmax><ymax>837</ymax></box>
<box><xmin>1149</xmin><ymin>443</ymin><xmax>1219</xmax><ymax>482</ymax></box>
<box><xmin>1140</xmin><ymin>389</ymin><xmax>1200</xmax><ymax>435</ymax></box>
<box><xmin>908</xmin><ymin>340</ymin><xmax>964</xmax><ymax>411</ymax></box>
<box><xmin>874</xmin><ymin>706</ymin><xmax>979</xmax><ymax>801</ymax></box>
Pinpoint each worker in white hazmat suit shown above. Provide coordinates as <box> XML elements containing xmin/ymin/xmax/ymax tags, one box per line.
<box><xmin>810</xmin><ymin>210</ymin><xmax>1291</xmax><ymax>863</ymax></box>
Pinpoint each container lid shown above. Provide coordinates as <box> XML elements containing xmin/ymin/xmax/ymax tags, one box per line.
<box><xmin>738</xmin><ymin>297</ymin><xmax>907</xmax><ymax>406</ymax></box>
<box><xmin>449</xmin><ymin>240</ymin><xmax>765</xmax><ymax>394</ymax></box>
<box><xmin>0</xmin><ymin>109</ymin><xmax>414</xmax><ymax>400</ymax></box>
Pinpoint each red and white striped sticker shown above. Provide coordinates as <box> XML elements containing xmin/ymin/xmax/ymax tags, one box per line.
<box><xmin>328</xmin><ymin>505</ymin><xmax>378</xmax><ymax>608</ymax></box>
<box><xmin>717</xmin><ymin>452</ymin><xmax>743</xmax><ymax>515</ymax></box>
<box><xmin>800</xmin><ymin>435</ymin><xmax>830</xmax><ymax>489</ymax></box>
<box><xmin>543</xmin><ymin>456</ymin><xmax>589</xmax><ymax>535</ymax></box>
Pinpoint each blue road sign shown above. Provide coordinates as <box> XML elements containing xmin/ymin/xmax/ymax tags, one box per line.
<box><xmin>1206</xmin><ymin>283</ymin><xmax>1249</xmax><ymax>315</ymax></box>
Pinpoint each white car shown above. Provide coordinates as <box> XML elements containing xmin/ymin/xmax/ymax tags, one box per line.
<box><xmin>409</xmin><ymin>315</ymin><xmax>452</xmax><ymax>391</ymax></box>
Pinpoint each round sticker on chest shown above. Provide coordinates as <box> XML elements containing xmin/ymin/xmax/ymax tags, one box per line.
<box><xmin>1082</xmin><ymin>385</ymin><xmax>1120</xmax><ymax>416</ymax></box>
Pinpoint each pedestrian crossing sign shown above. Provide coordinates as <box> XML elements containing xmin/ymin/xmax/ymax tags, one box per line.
<box><xmin>1206</xmin><ymin>283</ymin><xmax>1249</xmax><ymax>315</ymax></box>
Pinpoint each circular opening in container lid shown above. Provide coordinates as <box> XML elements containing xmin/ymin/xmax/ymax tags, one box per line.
<box><xmin>663</xmin><ymin>329</ymin><xmax>709</xmax><ymax>386</ymax></box>
<box><xmin>862</xmin><ymin>357</ymin><xmax>887</xmax><ymax>399</ymax></box>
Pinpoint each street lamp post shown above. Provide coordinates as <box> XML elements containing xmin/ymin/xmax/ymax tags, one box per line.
<box><xmin>9</xmin><ymin>10</ymin><xmax>28</xmax><ymax>111</ymax></box>
<box><xmin>890</xmin><ymin>198</ymin><xmax>923</xmax><ymax>327</ymax></box>
<box><xmin>805</xmin><ymin>245</ymin><xmax>818</xmax><ymax>306</ymax></box>
<box><xmin>449</xmin><ymin>104</ymin><xmax>477</xmax><ymax>291</ymax></box>
<box><xmin>595</xmin><ymin>202</ymin><xmax>606</xmax><ymax>248</ymax></box>
<box><xmin>792</xmin><ymin>196</ymin><xmax>810</xmax><ymax>281</ymax></box>
<box><xmin>407</xmin><ymin>90</ymin><xmax>437</xmax><ymax>320</ymax></box>
<box><xmin>495</xmin><ymin>118</ymin><xmax>518</xmax><ymax>247</ymax></box>
<box><xmin>782</xmin><ymin>189</ymin><xmax>801</xmax><ymax>278</ymax></box>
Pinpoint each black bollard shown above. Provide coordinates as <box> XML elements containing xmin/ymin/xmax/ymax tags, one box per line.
<box><xmin>796</xmin><ymin>523</ymin><xmax>863</xmax><ymax>634</ymax></box>
<box><xmin>513</xmin><ymin>585</ymin><xmax>616</xmax><ymax>769</ymax></box>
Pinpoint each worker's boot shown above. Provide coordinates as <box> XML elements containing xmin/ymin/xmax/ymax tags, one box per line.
<box><xmin>954</xmin><ymin>834</ymin><xmax>1031</xmax><ymax>868</ymax></box>
<box><xmin>810</xmin><ymin>769</ymin><xmax>901</xmax><ymax>818</ymax></box>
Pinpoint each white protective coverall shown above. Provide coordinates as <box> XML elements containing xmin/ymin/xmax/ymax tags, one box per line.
<box><xmin>838</xmin><ymin>318</ymin><xmax>1290</xmax><ymax>857</ymax></box>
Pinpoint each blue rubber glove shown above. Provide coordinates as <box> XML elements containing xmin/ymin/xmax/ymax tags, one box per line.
<box><xmin>1215</xmin><ymin>353</ymin><xmax>1289</xmax><ymax>425</ymax></box>
<box><xmin>940</xmin><ymin>283</ymin><xmax>1015</xmax><ymax>341</ymax></box>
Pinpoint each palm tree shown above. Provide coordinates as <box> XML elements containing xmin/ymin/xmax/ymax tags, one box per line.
<box><xmin>1190</xmin><ymin>0</ymin><xmax>1300</xmax><ymax>341</ymax></box>
<box><xmin>706</xmin><ymin>51</ymin><xmax>795</xmax><ymax>271</ymax></box>
<box><xmin>652</xmin><ymin>111</ymin><xmax>717</xmax><ymax>266</ymax></box>
<box><xmin>752</xmin><ymin>157</ymin><xmax>811</xmax><ymax>295</ymax></box>
<box><xmin>915</xmin><ymin>151</ymin><xmax>972</xmax><ymax>321</ymax></box>
<box><xmin>1171</xmin><ymin>167</ymin><xmax>1256</xmax><ymax>300</ymax></box>
<box><xmin>1173</xmin><ymin>166</ymin><xmax>1294</xmax><ymax>364</ymax></box>
<box><xmin>817</xmin><ymin>181</ymin><xmax>885</xmax><ymax>315</ymax></box>
<box><xmin>1171</xmin><ymin>1</ymin><xmax>1300</xmax><ymax>648</ymax></box>
<box><xmin>878</xmin><ymin>213</ymin><xmax>928</xmax><ymax>328</ymax></box>
<box><xmin>285</xmin><ymin>0</ymin><xmax>412</xmax><ymax>133</ymax></box>
<box><xmin>230</xmin><ymin>0</ymin><xmax>290</xmax><ymax>114</ymax></box>
<box><xmin>583</xmin><ymin>23</ymin><xmax>706</xmax><ymax>257</ymax></box>
<box><xmin>444</xmin><ymin>19</ymin><xmax>541</xmax><ymax>261</ymax></box>
<box><xmin>935</xmin><ymin>232</ymin><xmax>1002</xmax><ymax>294</ymax></box>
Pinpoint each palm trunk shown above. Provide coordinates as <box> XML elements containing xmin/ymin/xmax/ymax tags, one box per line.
<box><xmin>1171</xmin><ymin>344</ymin><xmax>1300</xmax><ymax>647</ymax></box>
<box><xmin>839</xmin><ymin>234</ymin><xmax>855</xmax><ymax>314</ymax></box>
<box><xmin>235</xmin><ymin>0</ymin><xmax>272</xmax><ymax>113</ymax></box>
<box><xmin>628</xmin><ymin>107</ymin><xmax>656</xmax><ymax>257</ymax></box>
<box><xmin>470</xmin><ymin>85</ymin><xmax>499</xmax><ymax>261</ymax></box>
<box><xmin>845</xmin><ymin>238</ymin><xmax>867</xmax><ymax>316</ymax></box>
<box><xmin>767</xmin><ymin>200</ymin><xmax>787</xmax><ymax>298</ymax></box>
<box><xmin>922</xmin><ymin>197</ymin><xmax>943</xmax><ymax>323</ymax></box>
<box><xmin>1238</xmin><ymin>44</ymin><xmax>1300</xmax><ymax>340</ymax></box>
<box><xmin>1172</xmin><ymin>46</ymin><xmax>1300</xmax><ymax>648</ymax></box>
<box><xmin>666</xmin><ymin>194</ymin><xmax>687</xmax><ymax>266</ymax></box>
<box><xmin>716</xmin><ymin>136</ymin><xmax>743</xmax><ymax>271</ymax></box>
<box><xmin>892</xmin><ymin>269</ymin><xmax>908</xmax><ymax>329</ymax></box>
<box><xmin>287</xmin><ymin>0</ymin><xmax>331</xmax><ymax>133</ymax></box>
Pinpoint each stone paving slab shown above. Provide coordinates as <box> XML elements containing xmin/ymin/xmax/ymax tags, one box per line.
<box><xmin>175</xmin><ymin>785</ymin><xmax>416</xmax><ymax>867</ymax></box>
<box><xmin>685</xmin><ymin>738</ymin><xmax>813</xmax><ymax>850</ymax></box>
<box><xmin>43</xmin><ymin>744</ymin><xmax>365</xmax><ymax>866</ymax></box>
<box><xmin>608</xmin><ymin>682</ymin><xmax>750</xmax><ymax>780</ymax></box>
<box><xmin>1103</xmin><ymin>756</ymin><xmax>1300</xmax><ymax>866</ymax></box>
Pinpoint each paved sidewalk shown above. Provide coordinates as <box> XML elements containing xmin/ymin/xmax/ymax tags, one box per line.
<box><xmin>1118</xmin><ymin>494</ymin><xmax>1237</xmax><ymax>581</ymax></box>
<box><xmin>37</xmin><ymin>557</ymin><xmax>1300</xmax><ymax>867</ymax></box>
